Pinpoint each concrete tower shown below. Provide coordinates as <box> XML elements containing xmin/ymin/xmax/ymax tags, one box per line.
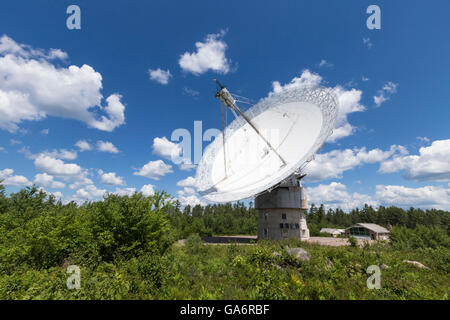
<box><xmin>255</xmin><ymin>175</ymin><xmax>310</xmax><ymax>240</ymax></box>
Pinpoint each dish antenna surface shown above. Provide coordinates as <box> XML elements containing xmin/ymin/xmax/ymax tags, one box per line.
<box><xmin>196</xmin><ymin>80</ymin><xmax>338</xmax><ymax>203</ymax></box>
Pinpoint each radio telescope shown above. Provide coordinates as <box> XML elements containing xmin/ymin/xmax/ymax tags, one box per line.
<box><xmin>195</xmin><ymin>80</ymin><xmax>338</xmax><ymax>240</ymax></box>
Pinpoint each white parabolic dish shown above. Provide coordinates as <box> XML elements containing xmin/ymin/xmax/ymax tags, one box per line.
<box><xmin>196</xmin><ymin>86</ymin><xmax>338</xmax><ymax>203</ymax></box>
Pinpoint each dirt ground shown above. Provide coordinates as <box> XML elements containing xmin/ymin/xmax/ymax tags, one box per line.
<box><xmin>178</xmin><ymin>235</ymin><xmax>376</xmax><ymax>247</ymax></box>
<box><xmin>306</xmin><ymin>236</ymin><xmax>376</xmax><ymax>247</ymax></box>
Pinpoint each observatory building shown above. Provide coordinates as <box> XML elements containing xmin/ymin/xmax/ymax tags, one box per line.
<box><xmin>255</xmin><ymin>175</ymin><xmax>310</xmax><ymax>240</ymax></box>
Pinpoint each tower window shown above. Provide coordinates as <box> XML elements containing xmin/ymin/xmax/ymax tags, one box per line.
<box><xmin>282</xmin><ymin>213</ymin><xmax>286</xmax><ymax>220</ymax></box>
<box><xmin>264</xmin><ymin>212</ymin><xmax>268</xmax><ymax>221</ymax></box>
<box><xmin>279</xmin><ymin>223</ymin><xmax>283</xmax><ymax>229</ymax></box>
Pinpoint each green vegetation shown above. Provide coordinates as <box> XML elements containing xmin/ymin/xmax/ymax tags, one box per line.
<box><xmin>348</xmin><ymin>236</ymin><xmax>358</xmax><ymax>248</ymax></box>
<box><xmin>390</xmin><ymin>225</ymin><xmax>450</xmax><ymax>250</ymax></box>
<box><xmin>0</xmin><ymin>184</ymin><xmax>448</xmax><ymax>299</ymax></box>
<box><xmin>306</xmin><ymin>203</ymin><xmax>449</xmax><ymax>235</ymax></box>
<box><xmin>168</xmin><ymin>201</ymin><xmax>450</xmax><ymax>238</ymax></box>
<box><xmin>167</xmin><ymin>201</ymin><xmax>258</xmax><ymax>238</ymax></box>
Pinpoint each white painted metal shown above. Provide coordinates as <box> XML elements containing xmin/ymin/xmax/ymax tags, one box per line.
<box><xmin>196</xmin><ymin>86</ymin><xmax>338</xmax><ymax>203</ymax></box>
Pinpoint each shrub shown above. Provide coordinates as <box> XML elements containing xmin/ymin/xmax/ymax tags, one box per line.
<box><xmin>348</xmin><ymin>236</ymin><xmax>358</xmax><ymax>247</ymax></box>
<box><xmin>319</xmin><ymin>232</ymin><xmax>332</xmax><ymax>237</ymax></box>
<box><xmin>0</xmin><ymin>189</ymin><xmax>172</xmax><ymax>272</ymax></box>
<box><xmin>390</xmin><ymin>225</ymin><xmax>450</xmax><ymax>250</ymax></box>
<box><xmin>86</xmin><ymin>192</ymin><xmax>172</xmax><ymax>260</ymax></box>
<box><xmin>185</xmin><ymin>233</ymin><xmax>203</xmax><ymax>254</ymax></box>
<box><xmin>308</xmin><ymin>224</ymin><xmax>321</xmax><ymax>236</ymax></box>
<box><xmin>135</xmin><ymin>253</ymin><xmax>167</xmax><ymax>289</ymax></box>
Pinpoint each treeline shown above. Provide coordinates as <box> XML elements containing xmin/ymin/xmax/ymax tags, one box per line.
<box><xmin>169</xmin><ymin>201</ymin><xmax>449</xmax><ymax>250</ymax></box>
<box><xmin>1</xmin><ymin>184</ymin><xmax>448</xmax><ymax>243</ymax></box>
<box><xmin>167</xmin><ymin>201</ymin><xmax>258</xmax><ymax>238</ymax></box>
<box><xmin>166</xmin><ymin>201</ymin><xmax>449</xmax><ymax>238</ymax></box>
<box><xmin>306</xmin><ymin>203</ymin><xmax>450</xmax><ymax>236</ymax></box>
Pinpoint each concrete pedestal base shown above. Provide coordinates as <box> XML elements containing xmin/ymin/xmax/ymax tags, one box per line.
<box><xmin>257</xmin><ymin>209</ymin><xmax>310</xmax><ymax>240</ymax></box>
<box><xmin>255</xmin><ymin>183</ymin><xmax>310</xmax><ymax>241</ymax></box>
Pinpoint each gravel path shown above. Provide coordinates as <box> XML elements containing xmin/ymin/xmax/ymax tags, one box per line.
<box><xmin>177</xmin><ymin>235</ymin><xmax>376</xmax><ymax>247</ymax></box>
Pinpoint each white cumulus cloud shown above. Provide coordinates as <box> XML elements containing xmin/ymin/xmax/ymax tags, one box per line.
<box><xmin>305</xmin><ymin>145</ymin><xmax>407</xmax><ymax>182</ymax></box>
<box><xmin>271</xmin><ymin>70</ymin><xmax>322</xmax><ymax>94</ymax></box>
<box><xmin>48</xmin><ymin>190</ymin><xmax>64</xmax><ymax>199</ymax></box>
<box><xmin>177</xmin><ymin>187</ymin><xmax>206</xmax><ymax>207</ymax></box>
<box><xmin>114</xmin><ymin>187</ymin><xmax>136</xmax><ymax>197</ymax></box>
<box><xmin>148</xmin><ymin>68</ymin><xmax>172</xmax><ymax>84</ymax></box>
<box><xmin>307</xmin><ymin>182</ymin><xmax>378</xmax><ymax>211</ymax></box>
<box><xmin>140</xmin><ymin>184</ymin><xmax>155</xmax><ymax>197</ymax></box>
<box><xmin>69</xmin><ymin>176</ymin><xmax>94</xmax><ymax>190</ymax></box>
<box><xmin>34</xmin><ymin>173</ymin><xmax>65</xmax><ymax>189</ymax></box>
<box><xmin>43</xmin><ymin>149</ymin><xmax>77</xmax><ymax>160</ymax></box>
<box><xmin>97</xmin><ymin>140</ymin><xmax>119</xmax><ymax>154</ymax></box>
<box><xmin>306</xmin><ymin>181</ymin><xmax>450</xmax><ymax>211</ymax></box>
<box><xmin>34</xmin><ymin>154</ymin><xmax>82</xmax><ymax>177</ymax></box>
<box><xmin>179</xmin><ymin>30</ymin><xmax>231</xmax><ymax>75</ymax></box>
<box><xmin>375</xmin><ymin>185</ymin><xmax>450</xmax><ymax>210</ymax></box>
<box><xmin>0</xmin><ymin>35</ymin><xmax>126</xmax><ymax>132</ymax></box>
<box><xmin>306</xmin><ymin>182</ymin><xmax>450</xmax><ymax>211</ymax></box>
<box><xmin>0</xmin><ymin>168</ymin><xmax>32</xmax><ymax>187</ymax></box>
<box><xmin>176</xmin><ymin>176</ymin><xmax>196</xmax><ymax>187</ymax></box>
<box><xmin>75</xmin><ymin>140</ymin><xmax>92</xmax><ymax>152</ymax></box>
<box><xmin>74</xmin><ymin>184</ymin><xmax>106</xmax><ymax>201</ymax></box>
<box><xmin>152</xmin><ymin>136</ymin><xmax>181</xmax><ymax>160</ymax></box>
<box><xmin>98</xmin><ymin>170</ymin><xmax>125</xmax><ymax>186</ymax></box>
<box><xmin>18</xmin><ymin>147</ymin><xmax>78</xmax><ymax>161</ymax></box>
<box><xmin>34</xmin><ymin>155</ymin><xmax>93</xmax><ymax>194</ymax></box>
<box><xmin>379</xmin><ymin>139</ymin><xmax>450</xmax><ymax>182</ymax></box>
<box><xmin>133</xmin><ymin>160</ymin><xmax>173</xmax><ymax>180</ymax></box>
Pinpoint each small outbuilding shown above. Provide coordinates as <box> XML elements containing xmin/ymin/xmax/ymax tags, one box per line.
<box><xmin>345</xmin><ymin>223</ymin><xmax>390</xmax><ymax>240</ymax></box>
<box><xmin>320</xmin><ymin>228</ymin><xmax>345</xmax><ymax>237</ymax></box>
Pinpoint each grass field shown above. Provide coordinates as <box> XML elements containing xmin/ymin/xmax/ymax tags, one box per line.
<box><xmin>0</xmin><ymin>189</ymin><xmax>448</xmax><ymax>300</ymax></box>
<box><xmin>2</xmin><ymin>236</ymin><xmax>448</xmax><ymax>300</ymax></box>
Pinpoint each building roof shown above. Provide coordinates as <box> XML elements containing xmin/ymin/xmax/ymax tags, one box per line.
<box><xmin>348</xmin><ymin>223</ymin><xmax>390</xmax><ymax>234</ymax></box>
<box><xmin>320</xmin><ymin>228</ymin><xmax>345</xmax><ymax>234</ymax></box>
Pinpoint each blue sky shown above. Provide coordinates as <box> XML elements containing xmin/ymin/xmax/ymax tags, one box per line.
<box><xmin>0</xmin><ymin>0</ymin><xmax>449</xmax><ymax>210</ymax></box>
